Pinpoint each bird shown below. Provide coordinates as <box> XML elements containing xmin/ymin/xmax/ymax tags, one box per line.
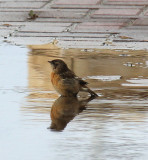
<box><xmin>48</xmin><ymin>59</ymin><xmax>98</xmax><ymax>97</ymax></box>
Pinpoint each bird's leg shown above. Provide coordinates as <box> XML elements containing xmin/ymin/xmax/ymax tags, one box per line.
<box><xmin>80</xmin><ymin>86</ymin><xmax>98</xmax><ymax>97</ymax></box>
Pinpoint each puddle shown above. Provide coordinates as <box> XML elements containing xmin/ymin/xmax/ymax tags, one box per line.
<box><xmin>123</xmin><ymin>78</ymin><xmax>148</xmax><ymax>87</ymax></box>
<box><xmin>86</xmin><ymin>75</ymin><xmax>121</xmax><ymax>81</ymax></box>
<box><xmin>0</xmin><ymin>43</ymin><xmax>148</xmax><ymax>160</ymax></box>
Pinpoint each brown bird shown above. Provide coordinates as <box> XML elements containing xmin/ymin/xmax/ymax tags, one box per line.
<box><xmin>48</xmin><ymin>59</ymin><xmax>98</xmax><ymax>97</ymax></box>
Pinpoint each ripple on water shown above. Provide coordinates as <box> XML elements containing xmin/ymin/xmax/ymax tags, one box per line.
<box><xmin>122</xmin><ymin>78</ymin><xmax>148</xmax><ymax>87</ymax></box>
<box><xmin>86</xmin><ymin>75</ymin><xmax>122</xmax><ymax>81</ymax></box>
<box><xmin>1</xmin><ymin>44</ymin><xmax>148</xmax><ymax>160</ymax></box>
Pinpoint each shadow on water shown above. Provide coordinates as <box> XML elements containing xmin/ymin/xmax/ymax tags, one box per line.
<box><xmin>49</xmin><ymin>96</ymin><xmax>96</xmax><ymax>131</ymax></box>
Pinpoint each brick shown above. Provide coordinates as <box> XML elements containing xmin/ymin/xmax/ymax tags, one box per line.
<box><xmin>57</xmin><ymin>36</ymin><xmax>109</xmax><ymax>40</ymax></box>
<box><xmin>58</xmin><ymin>40</ymin><xmax>105</xmax><ymax>48</ymax></box>
<box><xmin>110</xmin><ymin>0</ymin><xmax>147</xmax><ymax>1</ymax></box>
<box><xmin>0</xmin><ymin>24</ymin><xmax>20</xmax><ymax>36</ymax></box>
<box><xmin>0</xmin><ymin>12</ymin><xmax>27</xmax><ymax>22</ymax></box>
<box><xmin>19</xmin><ymin>23</ymin><xmax>70</xmax><ymax>32</ymax></box>
<box><xmin>125</xmin><ymin>26</ymin><xmax>148</xmax><ymax>30</ymax></box>
<box><xmin>145</xmin><ymin>11</ymin><xmax>148</xmax><ymax>16</ymax></box>
<box><xmin>0</xmin><ymin>0</ymin><xmax>48</xmax><ymax>1</ymax></box>
<box><xmin>0</xmin><ymin>2</ymin><xmax>45</xmax><ymax>9</ymax></box>
<box><xmin>51</xmin><ymin>0</ymin><xmax>101</xmax><ymax>9</ymax></box>
<box><xmin>0</xmin><ymin>29</ymin><xmax>13</xmax><ymax>37</ymax></box>
<box><xmin>14</xmin><ymin>32</ymin><xmax>111</xmax><ymax>38</ymax></box>
<box><xmin>73</xmin><ymin>25</ymin><xmax>121</xmax><ymax>32</ymax></box>
<box><xmin>104</xmin><ymin>0</ymin><xmax>148</xmax><ymax>5</ymax></box>
<box><xmin>78</xmin><ymin>21</ymin><xmax>127</xmax><ymax>26</ymax></box>
<box><xmin>72</xmin><ymin>20</ymin><xmax>128</xmax><ymax>32</ymax></box>
<box><xmin>36</xmin><ymin>16</ymin><xmax>130</xmax><ymax>24</ymax></box>
<box><xmin>92</xmin><ymin>8</ymin><xmax>141</xmax><ymax>17</ymax></box>
<box><xmin>54</xmin><ymin>0</ymin><xmax>100</xmax><ymax>5</ymax></box>
<box><xmin>0</xmin><ymin>22</ymin><xmax>71</xmax><ymax>27</ymax></box>
<box><xmin>134</xmin><ymin>18</ymin><xmax>148</xmax><ymax>26</ymax></box>
<box><xmin>39</xmin><ymin>10</ymin><xmax>87</xmax><ymax>18</ymax></box>
<box><xmin>8</xmin><ymin>37</ymin><xmax>53</xmax><ymax>45</ymax></box>
<box><xmin>51</xmin><ymin>5</ymin><xmax>100</xmax><ymax>9</ymax></box>
<box><xmin>35</xmin><ymin>18</ymin><xmax>84</xmax><ymax>23</ymax></box>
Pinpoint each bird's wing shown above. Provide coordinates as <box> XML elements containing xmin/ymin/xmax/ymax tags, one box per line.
<box><xmin>78</xmin><ymin>79</ymin><xmax>88</xmax><ymax>86</ymax></box>
<box><xmin>60</xmin><ymin>70</ymin><xmax>76</xmax><ymax>78</ymax></box>
<box><xmin>60</xmin><ymin>70</ymin><xmax>88</xmax><ymax>86</ymax></box>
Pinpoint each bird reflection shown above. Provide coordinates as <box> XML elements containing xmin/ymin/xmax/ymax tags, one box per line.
<box><xmin>49</xmin><ymin>96</ymin><xmax>95</xmax><ymax>131</ymax></box>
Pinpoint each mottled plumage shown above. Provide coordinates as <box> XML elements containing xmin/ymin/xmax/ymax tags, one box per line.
<box><xmin>48</xmin><ymin>59</ymin><xmax>98</xmax><ymax>97</ymax></box>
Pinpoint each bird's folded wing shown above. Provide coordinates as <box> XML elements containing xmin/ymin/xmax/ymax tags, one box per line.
<box><xmin>59</xmin><ymin>70</ymin><xmax>75</xmax><ymax>78</ymax></box>
<box><xmin>60</xmin><ymin>70</ymin><xmax>88</xmax><ymax>86</ymax></box>
<box><xmin>78</xmin><ymin>79</ymin><xmax>88</xmax><ymax>85</ymax></box>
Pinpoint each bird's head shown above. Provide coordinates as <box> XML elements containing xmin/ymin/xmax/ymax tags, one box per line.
<box><xmin>48</xmin><ymin>59</ymin><xmax>68</xmax><ymax>73</ymax></box>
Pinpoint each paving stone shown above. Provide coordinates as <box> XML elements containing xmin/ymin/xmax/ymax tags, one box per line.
<box><xmin>39</xmin><ymin>9</ymin><xmax>87</xmax><ymax>18</ymax></box>
<box><xmin>58</xmin><ymin>40</ymin><xmax>105</xmax><ymax>48</ymax></box>
<box><xmin>77</xmin><ymin>21</ymin><xmax>127</xmax><ymax>26</ymax></box>
<box><xmin>57</xmin><ymin>41</ymin><xmax>148</xmax><ymax>49</ymax></box>
<box><xmin>0</xmin><ymin>12</ymin><xmax>27</xmax><ymax>22</ymax></box>
<box><xmin>0</xmin><ymin>24</ymin><xmax>20</xmax><ymax>30</ymax></box>
<box><xmin>113</xmin><ymin>39</ymin><xmax>147</xmax><ymax>42</ymax></box>
<box><xmin>0</xmin><ymin>22</ymin><xmax>71</xmax><ymax>27</ymax></box>
<box><xmin>124</xmin><ymin>26</ymin><xmax>148</xmax><ymax>30</ymax></box>
<box><xmin>0</xmin><ymin>29</ymin><xmax>13</xmax><ymax>37</ymax></box>
<box><xmin>0</xmin><ymin>24</ymin><xmax>21</xmax><ymax>37</ymax></box>
<box><xmin>54</xmin><ymin>0</ymin><xmax>101</xmax><ymax>5</ymax></box>
<box><xmin>51</xmin><ymin>0</ymin><xmax>101</xmax><ymax>9</ymax></box>
<box><xmin>19</xmin><ymin>24</ymin><xmax>68</xmax><ymax>33</ymax></box>
<box><xmin>35</xmin><ymin>18</ymin><xmax>89</xmax><ymax>23</ymax></box>
<box><xmin>57</xmin><ymin>37</ymin><xmax>110</xmax><ymax>40</ymax></box>
<box><xmin>92</xmin><ymin>8</ymin><xmax>142</xmax><ymax>17</ymax></box>
<box><xmin>0</xmin><ymin>2</ymin><xmax>45</xmax><ymax>9</ymax></box>
<box><xmin>118</xmin><ymin>31</ymin><xmax>148</xmax><ymax>41</ymax></box>
<box><xmin>72</xmin><ymin>26</ymin><xmax>121</xmax><ymax>32</ymax></box>
<box><xmin>104</xmin><ymin>0</ymin><xmax>148</xmax><ymax>5</ymax></box>
<box><xmin>0</xmin><ymin>0</ymin><xmax>48</xmax><ymax>1</ymax></box>
<box><xmin>71</xmin><ymin>21</ymin><xmax>128</xmax><ymax>32</ymax></box>
<box><xmin>133</xmin><ymin>18</ymin><xmax>148</xmax><ymax>25</ymax></box>
<box><xmin>144</xmin><ymin>11</ymin><xmax>148</xmax><ymax>16</ymax></box>
<box><xmin>0</xmin><ymin>0</ymin><xmax>148</xmax><ymax>49</ymax></box>
<box><xmin>51</xmin><ymin>5</ymin><xmax>100</xmax><ymax>9</ymax></box>
<box><xmin>35</xmin><ymin>17</ymin><xmax>130</xmax><ymax>24</ymax></box>
<box><xmin>7</xmin><ymin>37</ymin><xmax>53</xmax><ymax>45</ymax></box>
<box><xmin>0</xmin><ymin>24</ymin><xmax>22</xmax><ymax>37</ymax></box>
<box><xmin>96</xmin><ymin>5</ymin><xmax>143</xmax><ymax>9</ymax></box>
<box><xmin>14</xmin><ymin>32</ymin><xmax>111</xmax><ymax>38</ymax></box>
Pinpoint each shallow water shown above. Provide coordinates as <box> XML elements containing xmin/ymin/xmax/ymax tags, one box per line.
<box><xmin>0</xmin><ymin>43</ymin><xmax>148</xmax><ymax>160</ymax></box>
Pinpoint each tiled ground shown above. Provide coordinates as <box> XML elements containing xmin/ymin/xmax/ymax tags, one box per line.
<box><xmin>0</xmin><ymin>0</ymin><xmax>148</xmax><ymax>49</ymax></box>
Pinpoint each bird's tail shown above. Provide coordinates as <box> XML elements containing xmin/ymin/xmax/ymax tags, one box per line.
<box><xmin>87</xmin><ymin>88</ymin><xmax>98</xmax><ymax>97</ymax></box>
<box><xmin>80</xmin><ymin>86</ymin><xmax>98</xmax><ymax>97</ymax></box>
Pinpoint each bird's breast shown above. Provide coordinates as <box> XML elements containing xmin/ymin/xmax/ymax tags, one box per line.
<box><xmin>50</xmin><ymin>72</ymin><xmax>80</xmax><ymax>96</ymax></box>
<box><xmin>51</xmin><ymin>72</ymin><xmax>61</xmax><ymax>86</ymax></box>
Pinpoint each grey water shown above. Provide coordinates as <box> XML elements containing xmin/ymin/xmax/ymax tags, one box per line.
<box><xmin>0</xmin><ymin>43</ymin><xmax>148</xmax><ymax>160</ymax></box>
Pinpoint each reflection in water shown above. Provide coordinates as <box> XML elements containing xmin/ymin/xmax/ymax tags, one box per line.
<box><xmin>28</xmin><ymin>48</ymin><xmax>148</xmax><ymax>93</ymax></box>
<box><xmin>1</xmin><ymin>44</ymin><xmax>148</xmax><ymax>160</ymax></box>
<box><xmin>49</xmin><ymin>96</ymin><xmax>95</xmax><ymax>131</ymax></box>
<box><xmin>22</xmin><ymin>47</ymin><xmax>148</xmax><ymax>160</ymax></box>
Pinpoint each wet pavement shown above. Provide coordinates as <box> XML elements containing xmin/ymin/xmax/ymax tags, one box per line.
<box><xmin>0</xmin><ymin>43</ymin><xmax>148</xmax><ymax>160</ymax></box>
<box><xmin>0</xmin><ymin>0</ymin><xmax>148</xmax><ymax>49</ymax></box>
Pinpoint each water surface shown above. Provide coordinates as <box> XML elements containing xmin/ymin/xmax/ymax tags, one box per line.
<box><xmin>0</xmin><ymin>43</ymin><xmax>148</xmax><ymax>160</ymax></box>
